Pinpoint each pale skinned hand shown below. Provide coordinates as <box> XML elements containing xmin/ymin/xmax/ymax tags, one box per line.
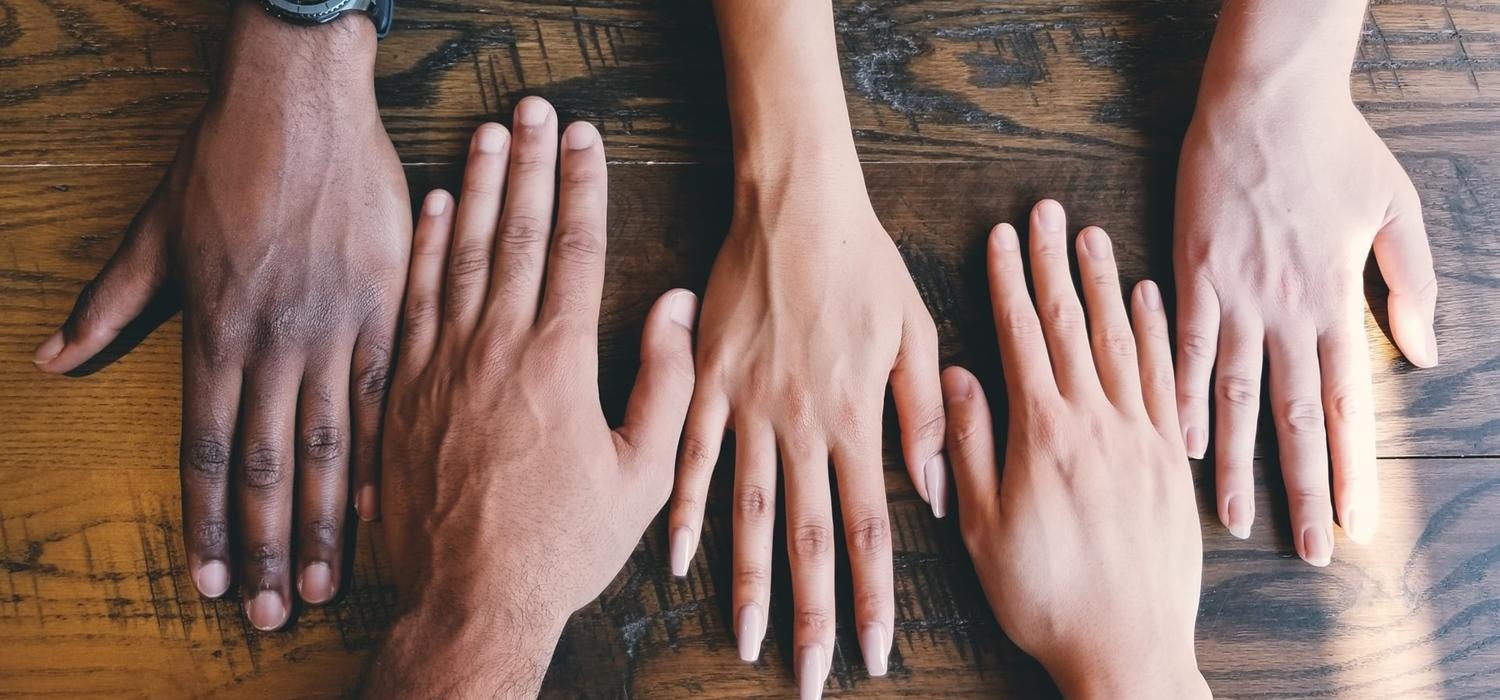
<box><xmin>1175</xmin><ymin>62</ymin><xmax>1438</xmax><ymax>564</ymax></box>
<box><xmin>946</xmin><ymin>200</ymin><xmax>1209</xmax><ymax>700</ymax></box>
<box><xmin>667</xmin><ymin>167</ymin><xmax>946</xmax><ymax>688</ymax></box>
<box><xmin>31</xmin><ymin>6</ymin><xmax>408</xmax><ymax>628</ymax></box>
<box><xmin>363</xmin><ymin>100</ymin><xmax>698</xmax><ymax>698</ymax></box>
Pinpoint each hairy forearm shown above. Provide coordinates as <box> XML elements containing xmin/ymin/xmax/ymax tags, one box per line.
<box><xmin>218</xmin><ymin>1</ymin><xmax>378</xmax><ymax>112</ymax></box>
<box><xmin>713</xmin><ymin>0</ymin><xmax>862</xmax><ymax>186</ymax></box>
<box><xmin>1200</xmin><ymin>0</ymin><xmax>1367</xmax><ymax>100</ymax></box>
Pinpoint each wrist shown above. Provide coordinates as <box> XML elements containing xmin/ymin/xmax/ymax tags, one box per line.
<box><xmin>217</xmin><ymin>1</ymin><xmax>378</xmax><ymax>112</ymax></box>
<box><xmin>1044</xmin><ymin>644</ymin><xmax>1209</xmax><ymax>700</ymax></box>
<box><xmin>1197</xmin><ymin>0</ymin><xmax>1366</xmax><ymax>107</ymax></box>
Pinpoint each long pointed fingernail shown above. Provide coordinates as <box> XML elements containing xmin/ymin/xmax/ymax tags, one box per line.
<box><xmin>1184</xmin><ymin>427</ymin><xmax>1206</xmax><ymax>460</ymax></box>
<box><xmin>1224</xmin><ymin>494</ymin><xmax>1251</xmax><ymax>540</ymax></box>
<box><xmin>33</xmin><ymin>330</ymin><xmax>64</xmax><ymax>365</ymax></box>
<box><xmin>246</xmin><ymin>590</ymin><xmax>288</xmax><ymax>631</ymax></box>
<box><xmin>924</xmin><ymin>455</ymin><xmax>947</xmax><ymax>519</ymax></box>
<box><xmin>861</xmin><ymin>622</ymin><xmax>890</xmax><ymax>677</ymax></box>
<box><xmin>356</xmin><ymin>485</ymin><xmax>377</xmax><ymax>522</ymax></box>
<box><xmin>299</xmin><ymin>562</ymin><xmax>334</xmax><ymax>604</ymax></box>
<box><xmin>670</xmin><ymin>526</ymin><xmax>693</xmax><ymax>577</ymax></box>
<box><xmin>798</xmin><ymin>645</ymin><xmax>827</xmax><ymax>700</ymax></box>
<box><xmin>194</xmin><ymin>561</ymin><xmax>229</xmax><ymax>598</ymax></box>
<box><xmin>1299</xmin><ymin>524</ymin><xmax>1333</xmax><ymax>567</ymax></box>
<box><xmin>737</xmin><ymin>603</ymin><xmax>764</xmax><ymax>662</ymax></box>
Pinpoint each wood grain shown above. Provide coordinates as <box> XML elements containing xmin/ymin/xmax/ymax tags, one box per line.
<box><xmin>2</xmin><ymin>0</ymin><xmax>1500</xmax><ymax>697</ymax></box>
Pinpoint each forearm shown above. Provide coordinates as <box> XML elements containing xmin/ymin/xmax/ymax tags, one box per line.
<box><xmin>713</xmin><ymin>0</ymin><xmax>862</xmax><ymax>188</ymax></box>
<box><xmin>1200</xmin><ymin>0</ymin><xmax>1366</xmax><ymax>101</ymax></box>
<box><xmin>360</xmin><ymin>586</ymin><xmax>566</xmax><ymax>699</ymax></box>
<box><xmin>217</xmin><ymin>1</ymin><xmax>378</xmax><ymax>115</ymax></box>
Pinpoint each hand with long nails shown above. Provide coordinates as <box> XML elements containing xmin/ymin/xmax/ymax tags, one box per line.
<box><xmin>32</xmin><ymin>5</ymin><xmax>408</xmax><ymax>629</ymax></box>
<box><xmin>1174</xmin><ymin>0</ymin><xmax>1437</xmax><ymax>564</ymax></box>
<box><xmin>947</xmin><ymin>200</ymin><xmax>1210</xmax><ymax>699</ymax></box>
<box><xmin>361</xmin><ymin>100</ymin><xmax>697</xmax><ymax>697</ymax></box>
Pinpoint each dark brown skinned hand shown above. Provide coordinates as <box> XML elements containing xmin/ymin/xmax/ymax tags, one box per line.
<box><xmin>31</xmin><ymin>5</ymin><xmax>410</xmax><ymax>630</ymax></box>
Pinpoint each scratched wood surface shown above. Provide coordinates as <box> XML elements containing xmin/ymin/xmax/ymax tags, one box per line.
<box><xmin>2</xmin><ymin>0</ymin><xmax>1499</xmax><ymax>698</ymax></box>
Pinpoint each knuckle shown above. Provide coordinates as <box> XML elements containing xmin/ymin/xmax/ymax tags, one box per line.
<box><xmin>448</xmin><ymin>245</ymin><xmax>491</xmax><ymax>278</ymax></box>
<box><xmin>553</xmin><ymin>223</ymin><xmax>604</xmax><ymax>265</ymax></box>
<box><xmin>735</xmin><ymin>485</ymin><xmax>774</xmax><ymax>523</ymax></box>
<box><xmin>562</xmin><ymin>163</ymin><xmax>604</xmax><ymax>188</ymax></box>
<box><xmin>305</xmin><ymin>518</ymin><xmax>340</xmax><ymax>547</ymax></box>
<box><xmin>1024</xmin><ymin>406</ymin><xmax>1065</xmax><ymax>447</ymax></box>
<box><xmin>909</xmin><ymin>404</ymin><xmax>946</xmax><ymax>445</ymax></box>
<box><xmin>184</xmin><ymin>436</ymin><xmax>231</xmax><ymax>480</ymax></box>
<box><xmin>1097</xmin><ymin>327</ymin><xmax>1136</xmax><ymax>359</ymax></box>
<box><xmin>949</xmin><ymin>417</ymin><xmax>992</xmax><ymax>463</ymax></box>
<box><xmin>357</xmin><ymin>347</ymin><xmax>393</xmax><ymax>407</ymax></box>
<box><xmin>1328</xmin><ymin>388</ymin><xmax>1366</xmax><ymax>421</ymax></box>
<box><xmin>499</xmin><ymin>215</ymin><xmax>548</xmax><ymax>249</ymax></box>
<box><xmin>1180</xmin><ymin>330</ymin><xmax>1216</xmax><ymax>360</ymax></box>
<box><xmin>1279</xmin><ymin>398</ymin><xmax>1325</xmax><ymax>436</ymax></box>
<box><xmin>1041</xmin><ymin>300</ymin><xmax>1084</xmax><ymax>333</ymax></box>
<box><xmin>301</xmin><ymin>425</ymin><xmax>345</xmax><ymax>465</ymax></box>
<box><xmin>797</xmin><ymin>609</ymin><xmax>834</xmax><ymax>636</ymax></box>
<box><xmin>192</xmin><ymin>519</ymin><xmax>228</xmax><ymax>549</ymax></box>
<box><xmin>241</xmin><ymin>444</ymin><xmax>289</xmax><ymax>490</ymax></box>
<box><xmin>1000</xmin><ymin>309</ymin><xmax>1041</xmax><ymax>339</ymax></box>
<box><xmin>1216</xmin><ymin>375</ymin><xmax>1259</xmax><ymax>408</ymax></box>
<box><xmin>679</xmin><ymin>436</ymin><xmax>721</xmax><ymax>471</ymax></box>
<box><xmin>846</xmin><ymin>514</ymin><xmax>890</xmax><ymax>555</ymax></box>
<box><xmin>404</xmin><ymin>298</ymin><xmax>440</xmax><ymax>330</ymax></box>
<box><xmin>735</xmin><ymin>566</ymin><xmax>769</xmax><ymax>591</ymax></box>
<box><xmin>248</xmin><ymin>543</ymin><xmax>288</xmax><ymax>575</ymax></box>
<box><xmin>791</xmin><ymin>521</ymin><xmax>833</xmax><ymax>559</ymax></box>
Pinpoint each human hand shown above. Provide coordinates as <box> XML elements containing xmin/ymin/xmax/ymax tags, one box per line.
<box><xmin>363</xmin><ymin>101</ymin><xmax>698</xmax><ymax>698</ymax></box>
<box><xmin>667</xmin><ymin>161</ymin><xmax>945</xmax><ymax>687</ymax></box>
<box><xmin>1174</xmin><ymin>0</ymin><xmax>1437</xmax><ymax>562</ymax></box>
<box><xmin>945</xmin><ymin>200</ymin><xmax>1209</xmax><ymax>699</ymax></box>
<box><xmin>31</xmin><ymin>5</ymin><xmax>409</xmax><ymax>627</ymax></box>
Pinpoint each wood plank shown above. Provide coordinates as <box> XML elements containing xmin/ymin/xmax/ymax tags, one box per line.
<box><xmin>0</xmin><ymin>1</ymin><xmax>1496</xmax><ymax>166</ymax></box>
<box><xmin>1</xmin><ymin>160</ymin><xmax>1498</xmax><ymax>696</ymax></box>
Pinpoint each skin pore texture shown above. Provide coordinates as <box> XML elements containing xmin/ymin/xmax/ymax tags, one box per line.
<box><xmin>361</xmin><ymin>100</ymin><xmax>698</xmax><ymax>698</ymax></box>
<box><xmin>946</xmin><ymin>201</ymin><xmax>1211</xmax><ymax>700</ymax></box>
<box><xmin>1174</xmin><ymin>0</ymin><xmax>1438</xmax><ymax>564</ymax></box>
<box><xmin>668</xmin><ymin>3</ymin><xmax>946</xmax><ymax>695</ymax></box>
<box><xmin>32</xmin><ymin>2</ymin><xmax>410</xmax><ymax>629</ymax></box>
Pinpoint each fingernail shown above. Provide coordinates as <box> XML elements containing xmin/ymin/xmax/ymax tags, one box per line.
<box><xmin>992</xmin><ymin>223</ymin><xmax>1018</xmax><ymax>251</ymax></box>
<box><xmin>1300</xmin><ymin>524</ymin><xmax>1333</xmax><ymax>567</ymax></box>
<box><xmin>1140</xmin><ymin>280</ymin><xmax>1162</xmax><ymax>311</ymax></box>
<box><xmin>798</xmin><ymin>645</ymin><xmax>827</xmax><ymax>700</ymax></box>
<box><xmin>737</xmin><ymin>603</ymin><xmax>764</xmax><ymax>662</ymax></box>
<box><xmin>670</xmin><ymin>526</ymin><xmax>693</xmax><ymax>577</ymax></box>
<box><xmin>669</xmin><ymin>291</ymin><xmax>697</xmax><ymax>330</ymax></box>
<box><xmin>356</xmin><ymin>485</ymin><xmax>377</xmax><ymax>522</ymax></box>
<box><xmin>860</xmin><ymin>622</ymin><xmax>889</xmax><ymax>677</ymax></box>
<box><xmin>1036</xmin><ymin>199</ymin><xmax>1064</xmax><ymax>229</ymax></box>
<box><xmin>1422</xmin><ymin>328</ymin><xmax>1439</xmax><ymax>367</ymax></box>
<box><xmin>516</xmin><ymin>97</ymin><xmax>549</xmax><ymax>127</ymax></box>
<box><xmin>299</xmin><ymin>562</ymin><xmax>334</xmax><ymax>605</ymax></box>
<box><xmin>1184</xmin><ymin>427</ymin><xmax>1206</xmax><ymax>460</ymax></box>
<box><xmin>1224</xmin><ymin>494</ymin><xmax>1251</xmax><ymax>540</ymax></box>
<box><xmin>422</xmin><ymin>190</ymin><xmax>449</xmax><ymax>217</ymax></box>
<box><xmin>925</xmin><ymin>455</ymin><xmax>947</xmax><ymax>519</ymax></box>
<box><xmin>1082</xmin><ymin>227</ymin><xmax>1111</xmax><ymax>259</ymax></box>
<box><xmin>1342</xmin><ymin>508</ymin><xmax>1374</xmax><ymax>545</ymax></box>
<box><xmin>194</xmin><ymin>561</ymin><xmax>229</xmax><ymax>598</ymax></box>
<box><xmin>474</xmin><ymin>123</ymin><xmax>505</xmax><ymax>153</ymax></box>
<box><xmin>246</xmin><ymin>590</ymin><xmax>288</xmax><ymax>631</ymax></box>
<box><xmin>564</xmin><ymin>122</ymin><xmax>598</xmax><ymax>150</ymax></box>
<box><xmin>33</xmin><ymin>330</ymin><xmax>64</xmax><ymax>365</ymax></box>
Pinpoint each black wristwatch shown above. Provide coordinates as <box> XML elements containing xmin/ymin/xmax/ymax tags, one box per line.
<box><xmin>260</xmin><ymin>0</ymin><xmax>393</xmax><ymax>39</ymax></box>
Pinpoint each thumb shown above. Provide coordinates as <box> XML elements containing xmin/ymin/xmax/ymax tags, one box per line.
<box><xmin>615</xmin><ymin>290</ymin><xmax>699</xmax><ymax>487</ymax></box>
<box><xmin>34</xmin><ymin>198</ymin><xmax>169</xmax><ymax>373</ymax></box>
<box><xmin>1372</xmin><ymin>185</ymin><xmax>1438</xmax><ymax>368</ymax></box>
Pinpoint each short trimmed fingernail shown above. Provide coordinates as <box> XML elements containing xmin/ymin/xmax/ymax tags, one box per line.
<box><xmin>356</xmin><ymin>485</ymin><xmax>377</xmax><ymax>522</ymax></box>
<box><xmin>564</xmin><ymin>122</ymin><xmax>598</xmax><ymax>150</ymax></box>
<box><xmin>992</xmin><ymin>223</ymin><xmax>1018</xmax><ymax>251</ymax></box>
<box><xmin>1140</xmin><ymin>280</ymin><xmax>1162</xmax><ymax>311</ymax></box>
<box><xmin>860</xmin><ymin>622</ymin><xmax>889</xmax><ymax>677</ymax></box>
<box><xmin>737</xmin><ymin>603</ymin><xmax>764</xmax><ymax>662</ymax></box>
<box><xmin>195</xmin><ymin>561</ymin><xmax>229</xmax><ymax>598</ymax></box>
<box><xmin>669</xmin><ymin>526</ymin><xmax>693</xmax><ymax>577</ymax></box>
<box><xmin>1224</xmin><ymin>494</ymin><xmax>1251</xmax><ymax>540</ymax></box>
<box><xmin>669</xmin><ymin>291</ymin><xmax>697</xmax><ymax>330</ymax></box>
<box><xmin>1082</xmin><ymin>227</ymin><xmax>1111</xmax><ymax>259</ymax></box>
<box><xmin>475</xmin><ymin>123</ymin><xmax>505</xmax><ymax>153</ymax></box>
<box><xmin>1300</xmin><ymin>524</ymin><xmax>1333</xmax><ymax>567</ymax></box>
<box><xmin>299</xmin><ymin>562</ymin><xmax>334</xmax><ymax>605</ymax></box>
<box><xmin>925</xmin><ymin>455</ymin><xmax>947</xmax><ymax>519</ymax></box>
<box><xmin>1342</xmin><ymin>508</ymin><xmax>1374</xmax><ymax>545</ymax></box>
<box><xmin>33</xmin><ymin>330</ymin><xmax>64</xmax><ymax>365</ymax></box>
<box><xmin>1184</xmin><ymin>427</ymin><xmax>1206</xmax><ymax>459</ymax></box>
<box><xmin>1036</xmin><ymin>199</ymin><xmax>1064</xmax><ymax>229</ymax></box>
<box><xmin>798</xmin><ymin>645</ymin><xmax>827</xmax><ymax>700</ymax></box>
<box><xmin>516</xmin><ymin>97</ymin><xmax>549</xmax><ymax>127</ymax></box>
<box><xmin>246</xmin><ymin>590</ymin><xmax>288</xmax><ymax>631</ymax></box>
<box><xmin>422</xmin><ymin>190</ymin><xmax>449</xmax><ymax>217</ymax></box>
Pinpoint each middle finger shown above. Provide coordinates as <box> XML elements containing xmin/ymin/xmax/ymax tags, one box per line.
<box><xmin>236</xmin><ymin>361</ymin><xmax>302</xmax><ymax>630</ymax></box>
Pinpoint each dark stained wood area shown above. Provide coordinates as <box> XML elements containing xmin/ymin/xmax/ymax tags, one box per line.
<box><xmin>2</xmin><ymin>1</ymin><xmax>1499</xmax><ymax>698</ymax></box>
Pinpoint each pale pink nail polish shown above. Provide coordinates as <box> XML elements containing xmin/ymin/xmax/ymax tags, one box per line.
<box><xmin>246</xmin><ymin>590</ymin><xmax>288</xmax><ymax>631</ymax></box>
<box><xmin>300</xmin><ymin>562</ymin><xmax>334</xmax><ymax>605</ymax></box>
<box><xmin>195</xmin><ymin>561</ymin><xmax>229</xmax><ymax>598</ymax></box>
<box><xmin>860</xmin><ymin>622</ymin><xmax>889</xmax><ymax>677</ymax></box>
<box><xmin>797</xmin><ymin>645</ymin><xmax>827</xmax><ymax>700</ymax></box>
<box><xmin>669</xmin><ymin>526</ymin><xmax>693</xmax><ymax>577</ymax></box>
<box><xmin>737</xmin><ymin>603</ymin><xmax>764</xmax><ymax>662</ymax></box>
<box><xmin>924</xmin><ymin>455</ymin><xmax>947</xmax><ymax>519</ymax></box>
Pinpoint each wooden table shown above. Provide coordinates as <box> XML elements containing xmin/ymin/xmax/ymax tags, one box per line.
<box><xmin>3</xmin><ymin>1</ymin><xmax>1498</xmax><ymax>697</ymax></box>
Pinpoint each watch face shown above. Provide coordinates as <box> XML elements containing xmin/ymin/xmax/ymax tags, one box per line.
<box><xmin>264</xmin><ymin>0</ymin><xmax>355</xmax><ymax>19</ymax></box>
